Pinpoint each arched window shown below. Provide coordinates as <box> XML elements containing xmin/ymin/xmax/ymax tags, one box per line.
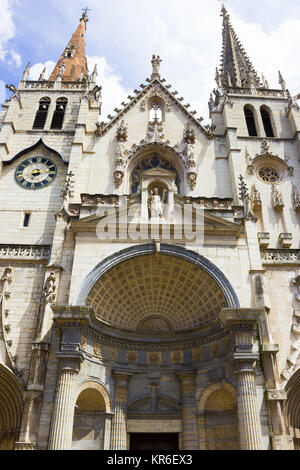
<box><xmin>32</xmin><ymin>97</ymin><xmax>51</xmax><ymax>129</ymax></box>
<box><xmin>244</xmin><ymin>106</ymin><xmax>258</xmax><ymax>137</ymax></box>
<box><xmin>260</xmin><ymin>106</ymin><xmax>275</xmax><ymax>137</ymax></box>
<box><xmin>149</xmin><ymin>102</ymin><xmax>163</xmax><ymax>122</ymax></box>
<box><xmin>50</xmin><ymin>98</ymin><xmax>67</xmax><ymax>130</ymax></box>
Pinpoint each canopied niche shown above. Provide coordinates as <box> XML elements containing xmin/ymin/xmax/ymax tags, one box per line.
<box><xmin>86</xmin><ymin>253</ymin><xmax>228</xmax><ymax>332</ymax></box>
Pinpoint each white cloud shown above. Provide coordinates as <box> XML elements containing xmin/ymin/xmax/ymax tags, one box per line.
<box><xmin>87</xmin><ymin>56</ymin><xmax>132</xmax><ymax>121</ymax></box>
<box><xmin>0</xmin><ymin>80</ymin><xmax>5</xmax><ymax>105</ymax></box>
<box><xmin>28</xmin><ymin>61</ymin><xmax>56</xmax><ymax>80</ymax></box>
<box><xmin>0</xmin><ymin>0</ymin><xmax>21</xmax><ymax>67</ymax></box>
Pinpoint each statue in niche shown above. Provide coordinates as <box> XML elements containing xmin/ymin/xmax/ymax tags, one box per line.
<box><xmin>292</xmin><ymin>185</ymin><xmax>300</xmax><ymax>209</ymax></box>
<box><xmin>148</xmin><ymin>187</ymin><xmax>167</xmax><ymax>219</ymax></box>
<box><xmin>272</xmin><ymin>185</ymin><xmax>284</xmax><ymax>208</ymax></box>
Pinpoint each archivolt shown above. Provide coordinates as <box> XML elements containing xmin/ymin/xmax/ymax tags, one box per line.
<box><xmin>0</xmin><ymin>365</ymin><xmax>23</xmax><ymax>449</ymax></box>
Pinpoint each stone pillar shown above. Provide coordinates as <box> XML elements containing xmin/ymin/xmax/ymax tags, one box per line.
<box><xmin>48</xmin><ymin>359</ymin><xmax>81</xmax><ymax>450</ymax></box>
<box><xmin>220</xmin><ymin>308</ymin><xmax>264</xmax><ymax>450</ymax></box>
<box><xmin>177</xmin><ymin>371</ymin><xmax>199</xmax><ymax>450</ymax></box>
<box><xmin>234</xmin><ymin>359</ymin><xmax>263</xmax><ymax>450</ymax></box>
<box><xmin>15</xmin><ymin>391</ymin><xmax>41</xmax><ymax>450</ymax></box>
<box><xmin>110</xmin><ymin>371</ymin><xmax>132</xmax><ymax>450</ymax></box>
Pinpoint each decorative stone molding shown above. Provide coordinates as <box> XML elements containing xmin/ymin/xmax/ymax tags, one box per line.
<box><xmin>258</xmin><ymin>232</ymin><xmax>270</xmax><ymax>248</ymax></box>
<box><xmin>279</xmin><ymin>233</ymin><xmax>292</xmax><ymax>248</ymax></box>
<box><xmin>0</xmin><ymin>245</ymin><xmax>50</xmax><ymax>262</ymax></box>
<box><xmin>261</xmin><ymin>249</ymin><xmax>300</xmax><ymax>265</ymax></box>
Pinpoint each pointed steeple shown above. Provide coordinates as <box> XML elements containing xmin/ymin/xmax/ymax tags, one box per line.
<box><xmin>219</xmin><ymin>6</ymin><xmax>261</xmax><ymax>88</ymax></box>
<box><xmin>49</xmin><ymin>11</ymin><xmax>89</xmax><ymax>82</ymax></box>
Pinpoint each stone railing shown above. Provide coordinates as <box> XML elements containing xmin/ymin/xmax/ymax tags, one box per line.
<box><xmin>261</xmin><ymin>249</ymin><xmax>300</xmax><ymax>265</ymax></box>
<box><xmin>19</xmin><ymin>81</ymin><xmax>87</xmax><ymax>91</ymax></box>
<box><xmin>227</xmin><ymin>87</ymin><xmax>285</xmax><ymax>98</ymax></box>
<box><xmin>0</xmin><ymin>245</ymin><xmax>51</xmax><ymax>262</ymax></box>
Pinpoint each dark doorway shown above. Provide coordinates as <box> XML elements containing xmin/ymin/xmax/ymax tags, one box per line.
<box><xmin>130</xmin><ymin>433</ymin><xmax>179</xmax><ymax>450</ymax></box>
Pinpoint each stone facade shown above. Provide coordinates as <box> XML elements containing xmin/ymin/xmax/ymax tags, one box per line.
<box><xmin>0</xmin><ymin>6</ymin><xmax>299</xmax><ymax>451</ymax></box>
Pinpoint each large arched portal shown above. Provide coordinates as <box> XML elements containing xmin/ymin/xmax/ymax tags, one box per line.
<box><xmin>70</xmin><ymin>244</ymin><xmax>241</xmax><ymax>450</ymax></box>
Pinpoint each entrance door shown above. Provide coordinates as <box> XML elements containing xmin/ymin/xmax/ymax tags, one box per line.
<box><xmin>130</xmin><ymin>433</ymin><xmax>179</xmax><ymax>450</ymax></box>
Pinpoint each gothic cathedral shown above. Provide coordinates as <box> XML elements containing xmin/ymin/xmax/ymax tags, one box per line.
<box><xmin>0</xmin><ymin>7</ymin><xmax>299</xmax><ymax>451</ymax></box>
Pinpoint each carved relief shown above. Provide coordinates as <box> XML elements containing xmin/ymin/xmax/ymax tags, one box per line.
<box><xmin>147</xmin><ymin>352</ymin><xmax>162</xmax><ymax>365</ymax></box>
<box><xmin>92</xmin><ymin>343</ymin><xmax>102</xmax><ymax>359</ymax></box>
<box><xmin>187</xmin><ymin>171</ymin><xmax>197</xmax><ymax>190</ymax></box>
<box><xmin>170</xmin><ymin>351</ymin><xmax>184</xmax><ymax>363</ymax></box>
<box><xmin>184</xmin><ymin>123</ymin><xmax>196</xmax><ymax>144</ymax></box>
<box><xmin>127</xmin><ymin>351</ymin><xmax>138</xmax><ymax>363</ymax></box>
<box><xmin>116</xmin><ymin>120</ymin><xmax>128</xmax><ymax>142</ymax></box>
<box><xmin>192</xmin><ymin>348</ymin><xmax>203</xmax><ymax>361</ymax></box>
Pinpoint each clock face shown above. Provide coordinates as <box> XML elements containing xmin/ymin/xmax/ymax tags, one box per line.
<box><xmin>15</xmin><ymin>156</ymin><xmax>57</xmax><ymax>190</ymax></box>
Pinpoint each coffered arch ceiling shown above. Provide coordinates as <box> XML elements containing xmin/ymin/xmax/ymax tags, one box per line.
<box><xmin>86</xmin><ymin>254</ymin><xmax>228</xmax><ymax>332</ymax></box>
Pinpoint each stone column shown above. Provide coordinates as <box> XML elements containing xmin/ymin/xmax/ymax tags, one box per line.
<box><xmin>220</xmin><ymin>308</ymin><xmax>264</xmax><ymax>450</ymax></box>
<box><xmin>110</xmin><ymin>371</ymin><xmax>132</xmax><ymax>450</ymax></box>
<box><xmin>48</xmin><ymin>359</ymin><xmax>81</xmax><ymax>450</ymax></box>
<box><xmin>177</xmin><ymin>371</ymin><xmax>199</xmax><ymax>450</ymax></box>
<box><xmin>234</xmin><ymin>358</ymin><xmax>263</xmax><ymax>450</ymax></box>
<box><xmin>15</xmin><ymin>391</ymin><xmax>41</xmax><ymax>450</ymax></box>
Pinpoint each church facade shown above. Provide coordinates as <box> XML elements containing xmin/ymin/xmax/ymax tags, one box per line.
<box><xmin>0</xmin><ymin>6</ymin><xmax>299</xmax><ymax>451</ymax></box>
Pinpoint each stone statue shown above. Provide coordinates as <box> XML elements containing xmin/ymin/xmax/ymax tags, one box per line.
<box><xmin>148</xmin><ymin>188</ymin><xmax>167</xmax><ymax>219</ymax></box>
<box><xmin>272</xmin><ymin>185</ymin><xmax>284</xmax><ymax>208</ymax></box>
<box><xmin>292</xmin><ymin>185</ymin><xmax>300</xmax><ymax>209</ymax></box>
<box><xmin>151</xmin><ymin>55</ymin><xmax>162</xmax><ymax>76</ymax></box>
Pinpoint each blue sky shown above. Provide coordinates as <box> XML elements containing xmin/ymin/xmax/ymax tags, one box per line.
<box><xmin>1</xmin><ymin>0</ymin><xmax>300</xmax><ymax>121</ymax></box>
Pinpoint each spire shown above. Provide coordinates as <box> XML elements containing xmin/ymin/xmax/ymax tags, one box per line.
<box><xmin>219</xmin><ymin>6</ymin><xmax>261</xmax><ymax>88</ymax></box>
<box><xmin>49</xmin><ymin>11</ymin><xmax>89</xmax><ymax>82</ymax></box>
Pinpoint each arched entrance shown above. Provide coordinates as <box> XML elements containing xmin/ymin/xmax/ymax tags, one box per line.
<box><xmin>72</xmin><ymin>381</ymin><xmax>112</xmax><ymax>451</ymax></box>
<box><xmin>0</xmin><ymin>365</ymin><xmax>23</xmax><ymax>450</ymax></box>
<box><xmin>198</xmin><ymin>383</ymin><xmax>240</xmax><ymax>450</ymax></box>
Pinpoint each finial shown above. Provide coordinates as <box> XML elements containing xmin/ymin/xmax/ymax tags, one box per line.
<box><xmin>39</xmin><ymin>67</ymin><xmax>46</xmax><ymax>81</ymax></box>
<box><xmin>278</xmin><ymin>71</ymin><xmax>286</xmax><ymax>92</ymax></box>
<box><xmin>91</xmin><ymin>64</ymin><xmax>98</xmax><ymax>82</ymax></box>
<box><xmin>151</xmin><ymin>55</ymin><xmax>162</xmax><ymax>79</ymax></box>
<box><xmin>22</xmin><ymin>62</ymin><xmax>30</xmax><ymax>81</ymax></box>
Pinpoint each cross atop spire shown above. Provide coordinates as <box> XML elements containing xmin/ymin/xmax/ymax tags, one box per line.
<box><xmin>80</xmin><ymin>6</ymin><xmax>91</xmax><ymax>24</ymax></box>
<box><xmin>49</xmin><ymin>11</ymin><xmax>88</xmax><ymax>82</ymax></box>
<box><xmin>219</xmin><ymin>5</ymin><xmax>262</xmax><ymax>89</ymax></box>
